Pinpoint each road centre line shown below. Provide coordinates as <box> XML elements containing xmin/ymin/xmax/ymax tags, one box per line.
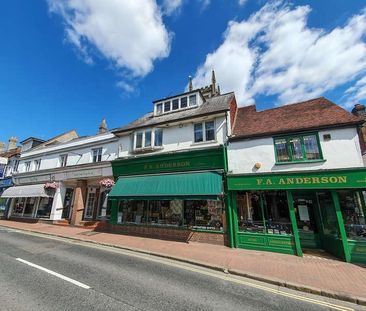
<box><xmin>15</xmin><ymin>258</ymin><xmax>90</xmax><ymax>289</ymax></box>
<box><xmin>7</xmin><ymin>228</ymin><xmax>355</xmax><ymax>311</ymax></box>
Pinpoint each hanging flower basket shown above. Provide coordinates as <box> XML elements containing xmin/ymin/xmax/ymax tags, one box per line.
<box><xmin>44</xmin><ymin>181</ymin><xmax>59</xmax><ymax>190</ymax></box>
<box><xmin>99</xmin><ymin>178</ymin><xmax>115</xmax><ymax>188</ymax></box>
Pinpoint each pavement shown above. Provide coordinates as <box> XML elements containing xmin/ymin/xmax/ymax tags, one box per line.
<box><xmin>0</xmin><ymin>219</ymin><xmax>365</xmax><ymax>306</ymax></box>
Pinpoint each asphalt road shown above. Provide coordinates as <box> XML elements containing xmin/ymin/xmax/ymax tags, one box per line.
<box><xmin>0</xmin><ymin>227</ymin><xmax>363</xmax><ymax>311</ymax></box>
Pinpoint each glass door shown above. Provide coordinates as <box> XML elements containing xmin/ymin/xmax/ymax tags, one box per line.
<box><xmin>292</xmin><ymin>192</ymin><xmax>321</xmax><ymax>249</ymax></box>
<box><xmin>84</xmin><ymin>187</ymin><xmax>97</xmax><ymax>219</ymax></box>
<box><xmin>315</xmin><ymin>191</ymin><xmax>344</xmax><ymax>259</ymax></box>
<box><xmin>62</xmin><ymin>188</ymin><xmax>74</xmax><ymax>219</ymax></box>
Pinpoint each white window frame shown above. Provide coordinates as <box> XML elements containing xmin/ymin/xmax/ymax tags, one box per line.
<box><xmin>34</xmin><ymin>159</ymin><xmax>41</xmax><ymax>171</ymax></box>
<box><xmin>133</xmin><ymin>128</ymin><xmax>163</xmax><ymax>150</ymax></box>
<box><xmin>24</xmin><ymin>161</ymin><xmax>31</xmax><ymax>172</ymax></box>
<box><xmin>193</xmin><ymin>120</ymin><xmax>216</xmax><ymax>143</ymax></box>
<box><xmin>60</xmin><ymin>154</ymin><xmax>68</xmax><ymax>167</ymax></box>
<box><xmin>92</xmin><ymin>148</ymin><xmax>103</xmax><ymax>163</ymax></box>
<box><xmin>154</xmin><ymin>92</ymin><xmax>200</xmax><ymax>116</ymax></box>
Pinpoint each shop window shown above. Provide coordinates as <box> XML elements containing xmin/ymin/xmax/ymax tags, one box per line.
<box><xmin>236</xmin><ymin>191</ymin><xmax>293</xmax><ymax>235</ymax></box>
<box><xmin>92</xmin><ymin>148</ymin><xmax>103</xmax><ymax>162</ymax></box>
<box><xmin>194</xmin><ymin>121</ymin><xmax>215</xmax><ymax>143</ymax></box>
<box><xmin>338</xmin><ymin>190</ymin><xmax>366</xmax><ymax>241</ymax></box>
<box><xmin>185</xmin><ymin>200</ymin><xmax>223</xmax><ymax>230</ymax></box>
<box><xmin>37</xmin><ymin>197</ymin><xmax>53</xmax><ymax>218</ymax></box>
<box><xmin>23</xmin><ymin>197</ymin><xmax>37</xmax><ymax>217</ymax></box>
<box><xmin>97</xmin><ymin>190</ymin><xmax>111</xmax><ymax>219</ymax></box>
<box><xmin>116</xmin><ymin>199</ymin><xmax>223</xmax><ymax>231</ymax></box>
<box><xmin>12</xmin><ymin>198</ymin><xmax>25</xmax><ymax>216</ymax></box>
<box><xmin>274</xmin><ymin>134</ymin><xmax>322</xmax><ymax>163</ymax></box>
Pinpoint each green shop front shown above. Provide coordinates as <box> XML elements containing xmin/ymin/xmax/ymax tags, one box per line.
<box><xmin>227</xmin><ymin>168</ymin><xmax>366</xmax><ymax>263</ymax></box>
<box><xmin>108</xmin><ymin>146</ymin><xmax>233</xmax><ymax>245</ymax></box>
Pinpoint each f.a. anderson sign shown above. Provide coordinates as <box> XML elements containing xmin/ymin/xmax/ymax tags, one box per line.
<box><xmin>228</xmin><ymin>169</ymin><xmax>366</xmax><ymax>190</ymax></box>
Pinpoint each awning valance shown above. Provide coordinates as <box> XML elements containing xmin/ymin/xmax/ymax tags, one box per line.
<box><xmin>1</xmin><ymin>184</ymin><xmax>52</xmax><ymax>198</ymax></box>
<box><xmin>109</xmin><ymin>171</ymin><xmax>223</xmax><ymax>200</ymax></box>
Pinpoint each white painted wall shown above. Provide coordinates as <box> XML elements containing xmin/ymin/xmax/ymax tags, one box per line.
<box><xmin>228</xmin><ymin>127</ymin><xmax>364</xmax><ymax>174</ymax></box>
<box><xmin>117</xmin><ymin>115</ymin><xmax>228</xmax><ymax>158</ymax></box>
<box><xmin>17</xmin><ymin>133</ymin><xmax>119</xmax><ymax>173</ymax></box>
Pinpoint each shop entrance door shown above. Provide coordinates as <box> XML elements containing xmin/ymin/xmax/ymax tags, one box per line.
<box><xmin>62</xmin><ymin>188</ymin><xmax>74</xmax><ymax>219</ymax></box>
<box><xmin>293</xmin><ymin>191</ymin><xmax>345</xmax><ymax>260</ymax></box>
<box><xmin>293</xmin><ymin>192</ymin><xmax>322</xmax><ymax>250</ymax></box>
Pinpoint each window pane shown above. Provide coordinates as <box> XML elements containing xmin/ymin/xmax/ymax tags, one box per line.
<box><xmin>236</xmin><ymin>192</ymin><xmax>265</xmax><ymax>233</ymax></box>
<box><xmin>156</xmin><ymin>103</ymin><xmax>162</xmax><ymax>114</ymax></box>
<box><xmin>172</xmin><ymin>99</ymin><xmax>179</xmax><ymax>110</ymax></box>
<box><xmin>263</xmin><ymin>191</ymin><xmax>292</xmax><ymax>235</ymax></box>
<box><xmin>180</xmin><ymin>97</ymin><xmax>187</xmax><ymax>108</ymax></box>
<box><xmin>23</xmin><ymin>197</ymin><xmax>37</xmax><ymax>217</ymax></box>
<box><xmin>290</xmin><ymin>137</ymin><xmax>303</xmax><ymax>160</ymax></box>
<box><xmin>147</xmin><ymin>200</ymin><xmax>183</xmax><ymax>227</ymax></box>
<box><xmin>189</xmin><ymin>95</ymin><xmax>197</xmax><ymax>106</ymax></box>
<box><xmin>145</xmin><ymin>131</ymin><xmax>152</xmax><ymax>147</ymax></box>
<box><xmin>37</xmin><ymin>197</ymin><xmax>53</xmax><ymax>218</ymax></box>
<box><xmin>339</xmin><ymin>190</ymin><xmax>366</xmax><ymax>241</ymax></box>
<box><xmin>136</xmin><ymin>133</ymin><xmax>143</xmax><ymax>148</ymax></box>
<box><xmin>194</xmin><ymin>123</ymin><xmax>203</xmax><ymax>142</ymax></box>
<box><xmin>274</xmin><ymin>139</ymin><xmax>290</xmax><ymax>162</ymax></box>
<box><xmin>97</xmin><ymin>190</ymin><xmax>111</xmax><ymax>219</ymax></box>
<box><xmin>304</xmin><ymin>135</ymin><xmax>320</xmax><ymax>160</ymax></box>
<box><xmin>185</xmin><ymin>200</ymin><xmax>223</xmax><ymax>230</ymax></box>
<box><xmin>205</xmin><ymin>121</ymin><xmax>215</xmax><ymax>141</ymax></box>
<box><xmin>154</xmin><ymin>129</ymin><xmax>163</xmax><ymax>146</ymax></box>
<box><xmin>12</xmin><ymin>198</ymin><xmax>25</xmax><ymax>216</ymax></box>
<box><xmin>85</xmin><ymin>190</ymin><xmax>96</xmax><ymax>219</ymax></box>
<box><xmin>164</xmin><ymin>101</ymin><xmax>171</xmax><ymax>112</ymax></box>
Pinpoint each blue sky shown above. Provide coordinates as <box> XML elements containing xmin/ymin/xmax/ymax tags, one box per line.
<box><xmin>1</xmin><ymin>0</ymin><xmax>366</xmax><ymax>145</ymax></box>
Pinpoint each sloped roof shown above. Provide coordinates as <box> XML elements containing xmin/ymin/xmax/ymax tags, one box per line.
<box><xmin>232</xmin><ymin>97</ymin><xmax>362</xmax><ymax>139</ymax></box>
<box><xmin>113</xmin><ymin>92</ymin><xmax>234</xmax><ymax>134</ymax></box>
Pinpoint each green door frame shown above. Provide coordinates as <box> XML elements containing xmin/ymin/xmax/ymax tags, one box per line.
<box><xmin>286</xmin><ymin>191</ymin><xmax>303</xmax><ymax>257</ymax></box>
<box><xmin>229</xmin><ymin>191</ymin><xmax>239</xmax><ymax>248</ymax></box>
<box><xmin>330</xmin><ymin>190</ymin><xmax>351</xmax><ymax>262</ymax></box>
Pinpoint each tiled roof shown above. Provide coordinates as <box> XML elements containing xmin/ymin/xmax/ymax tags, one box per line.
<box><xmin>232</xmin><ymin>97</ymin><xmax>362</xmax><ymax>139</ymax></box>
<box><xmin>113</xmin><ymin>92</ymin><xmax>234</xmax><ymax>133</ymax></box>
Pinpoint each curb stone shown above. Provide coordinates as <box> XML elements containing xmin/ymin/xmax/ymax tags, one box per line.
<box><xmin>1</xmin><ymin>224</ymin><xmax>365</xmax><ymax>306</ymax></box>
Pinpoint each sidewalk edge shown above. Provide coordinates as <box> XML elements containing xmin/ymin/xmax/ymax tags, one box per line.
<box><xmin>2</xmin><ymin>224</ymin><xmax>365</xmax><ymax>306</ymax></box>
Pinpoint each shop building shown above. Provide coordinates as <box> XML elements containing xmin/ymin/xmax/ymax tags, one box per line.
<box><xmin>108</xmin><ymin>74</ymin><xmax>237</xmax><ymax>245</ymax></box>
<box><xmin>227</xmin><ymin>97</ymin><xmax>366</xmax><ymax>263</ymax></box>
<box><xmin>2</xmin><ymin>123</ymin><xmax>119</xmax><ymax>226</ymax></box>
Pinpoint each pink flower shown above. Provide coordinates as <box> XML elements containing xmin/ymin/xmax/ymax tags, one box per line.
<box><xmin>99</xmin><ymin>178</ymin><xmax>115</xmax><ymax>188</ymax></box>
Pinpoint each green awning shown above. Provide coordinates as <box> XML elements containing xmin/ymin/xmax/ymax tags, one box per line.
<box><xmin>108</xmin><ymin>171</ymin><xmax>223</xmax><ymax>200</ymax></box>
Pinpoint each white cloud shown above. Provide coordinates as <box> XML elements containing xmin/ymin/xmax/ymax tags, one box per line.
<box><xmin>116</xmin><ymin>81</ymin><xmax>135</xmax><ymax>93</ymax></box>
<box><xmin>192</xmin><ymin>1</ymin><xmax>366</xmax><ymax>106</ymax></box>
<box><xmin>161</xmin><ymin>0</ymin><xmax>184</xmax><ymax>15</ymax></box>
<box><xmin>48</xmin><ymin>0</ymin><xmax>171</xmax><ymax>79</ymax></box>
<box><xmin>238</xmin><ymin>0</ymin><xmax>247</xmax><ymax>6</ymax></box>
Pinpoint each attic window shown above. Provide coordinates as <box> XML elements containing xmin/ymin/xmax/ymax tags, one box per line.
<box><xmin>156</xmin><ymin>103</ymin><xmax>163</xmax><ymax>114</ymax></box>
<box><xmin>172</xmin><ymin>99</ymin><xmax>179</xmax><ymax>110</ymax></box>
<box><xmin>189</xmin><ymin>94</ymin><xmax>197</xmax><ymax>106</ymax></box>
<box><xmin>164</xmin><ymin>101</ymin><xmax>171</xmax><ymax>112</ymax></box>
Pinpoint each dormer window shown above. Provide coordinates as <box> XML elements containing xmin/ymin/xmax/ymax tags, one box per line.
<box><xmin>156</xmin><ymin>103</ymin><xmax>163</xmax><ymax>114</ymax></box>
<box><xmin>172</xmin><ymin>98</ymin><xmax>179</xmax><ymax>110</ymax></box>
<box><xmin>189</xmin><ymin>94</ymin><xmax>197</xmax><ymax>106</ymax></box>
<box><xmin>164</xmin><ymin>101</ymin><xmax>171</xmax><ymax>112</ymax></box>
<box><xmin>180</xmin><ymin>97</ymin><xmax>188</xmax><ymax>108</ymax></box>
<box><xmin>133</xmin><ymin>128</ymin><xmax>164</xmax><ymax>151</ymax></box>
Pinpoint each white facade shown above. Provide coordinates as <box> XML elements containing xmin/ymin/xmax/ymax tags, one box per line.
<box><xmin>228</xmin><ymin>127</ymin><xmax>364</xmax><ymax>175</ymax></box>
<box><xmin>117</xmin><ymin>114</ymin><xmax>229</xmax><ymax>158</ymax></box>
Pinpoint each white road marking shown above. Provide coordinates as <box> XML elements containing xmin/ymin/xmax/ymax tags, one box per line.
<box><xmin>15</xmin><ymin>258</ymin><xmax>90</xmax><ymax>289</ymax></box>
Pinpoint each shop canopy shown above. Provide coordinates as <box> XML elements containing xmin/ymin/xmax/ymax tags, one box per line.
<box><xmin>109</xmin><ymin>171</ymin><xmax>223</xmax><ymax>200</ymax></box>
<box><xmin>1</xmin><ymin>184</ymin><xmax>52</xmax><ymax>198</ymax></box>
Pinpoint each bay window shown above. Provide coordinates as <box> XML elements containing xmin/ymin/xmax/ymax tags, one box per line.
<box><xmin>274</xmin><ymin>133</ymin><xmax>322</xmax><ymax>163</ymax></box>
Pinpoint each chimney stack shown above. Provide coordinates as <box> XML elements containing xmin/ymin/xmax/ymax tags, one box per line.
<box><xmin>7</xmin><ymin>137</ymin><xmax>17</xmax><ymax>151</ymax></box>
<box><xmin>352</xmin><ymin>104</ymin><xmax>366</xmax><ymax>118</ymax></box>
<box><xmin>98</xmin><ymin>118</ymin><xmax>108</xmax><ymax>134</ymax></box>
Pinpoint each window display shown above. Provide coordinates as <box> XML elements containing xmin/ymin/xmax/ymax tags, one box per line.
<box><xmin>23</xmin><ymin>197</ymin><xmax>37</xmax><ymax>217</ymax></box>
<box><xmin>37</xmin><ymin>197</ymin><xmax>53</xmax><ymax>218</ymax></box>
<box><xmin>236</xmin><ymin>191</ymin><xmax>292</xmax><ymax>235</ymax></box>
<box><xmin>12</xmin><ymin>198</ymin><xmax>25</xmax><ymax>216</ymax></box>
<box><xmin>338</xmin><ymin>190</ymin><xmax>366</xmax><ymax>241</ymax></box>
<box><xmin>117</xmin><ymin>199</ymin><xmax>223</xmax><ymax>231</ymax></box>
